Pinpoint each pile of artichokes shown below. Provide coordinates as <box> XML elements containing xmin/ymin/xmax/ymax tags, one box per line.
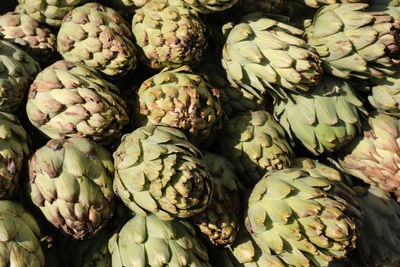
<box><xmin>1</xmin><ymin>0</ymin><xmax>400</xmax><ymax>266</ymax></box>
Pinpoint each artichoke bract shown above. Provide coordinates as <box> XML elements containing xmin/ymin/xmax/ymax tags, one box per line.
<box><xmin>246</xmin><ymin>158</ymin><xmax>360</xmax><ymax>267</ymax></box>
<box><xmin>183</xmin><ymin>0</ymin><xmax>238</xmax><ymax>13</ymax></box>
<box><xmin>0</xmin><ymin>201</ymin><xmax>45</xmax><ymax>267</ymax></box>
<box><xmin>16</xmin><ymin>0</ymin><xmax>90</xmax><ymax>27</ymax></box>
<box><xmin>274</xmin><ymin>76</ymin><xmax>367</xmax><ymax>155</ymax></box>
<box><xmin>222</xmin><ymin>13</ymin><xmax>323</xmax><ymax>100</ymax></box>
<box><xmin>305</xmin><ymin>3</ymin><xmax>400</xmax><ymax>79</ymax></box>
<box><xmin>28</xmin><ymin>138</ymin><xmax>114</xmax><ymax>239</ymax></box>
<box><xmin>57</xmin><ymin>3</ymin><xmax>137</xmax><ymax>77</ymax></box>
<box><xmin>0</xmin><ymin>112</ymin><xmax>29</xmax><ymax>199</ymax></box>
<box><xmin>136</xmin><ymin>66</ymin><xmax>225</xmax><ymax>147</ymax></box>
<box><xmin>132</xmin><ymin>0</ymin><xmax>207</xmax><ymax>69</ymax></box>
<box><xmin>352</xmin><ymin>186</ymin><xmax>400</xmax><ymax>266</ymax></box>
<box><xmin>109</xmin><ymin>214</ymin><xmax>211</xmax><ymax>267</ymax></box>
<box><xmin>26</xmin><ymin>60</ymin><xmax>129</xmax><ymax>144</ymax></box>
<box><xmin>113</xmin><ymin>125</ymin><xmax>213</xmax><ymax>220</ymax></box>
<box><xmin>191</xmin><ymin>152</ymin><xmax>241</xmax><ymax>246</ymax></box>
<box><xmin>339</xmin><ymin>112</ymin><xmax>400</xmax><ymax>201</ymax></box>
<box><xmin>367</xmin><ymin>0</ymin><xmax>400</xmax><ymax>20</ymax></box>
<box><xmin>368</xmin><ymin>72</ymin><xmax>400</xmax><ymax>117</ymax></box>
<box><xmin>219</xmin><ymin>110</ymin><xmax>294</xmax><ymax>187</ymax></box>
<box><xmin>0</xmin><ymin>39</ymin><xmax>40</xmax><ymax>113</ymax></box>
<box><xmin>0</xmin><ymin>12</ymin><xmax>57</xmax><ymax>66</ymax></box>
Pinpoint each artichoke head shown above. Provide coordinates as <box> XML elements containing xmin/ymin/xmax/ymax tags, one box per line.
<box><xmin>306</xmin><ymin>3</ymin><xmax>400</xmax><ymax>79</ymax></box>
<box><xmin>274</xmin><ymin>75</ymin><xmax>367</xmax><ymax>155</ymax></box>
<box><xmin>0</xmin><ymin>112</ymin><xmax>29</xmax><ymax>199</ymax></box>
<box><xmin>57</xmin><ymin>3</ymin><xmax>137</xmax><ymax>77</ymax></box>
<box><xmin>113</xmin><ymin>125</ymin><xmax>213</xmax><ymax>220</ymax></box>
<box><xmin>219</xmin><ymin>110</ymin><xmax>294</xmax><ymax>187</ymax></box>
<box><xmin>222</xmin><ymin>12</ymin><xmax>323</xmax><ymax>100</ymax></box>
<box><xmin>339</xmin><ymin>112</ymin><xmax>400</xmax><ymax>201</ymax></box>
<box><xmin>26</xmin><ymin>60</ymin><xmax>129</xmax><ymax>144</ymax></box>
<box><xmin>136</xmin><ymin>65</ymin><xmax>225</xmax><ymax>147</ymax></box>
<box><xmin>245</xmin><ymin>158</ymin><xmax>361</xmax><ymax>267</ymax></box>
<box><xmin>28</xmin><ymin>138</ymin><xmax>115</xmax><ymax>239</ymax></box>
<box><xmin>108</xmin><ymin>214</ymin><xmax>211</xmax><ymax>267</ymax></box>
<box><xmin>191</xmin><ymin>152</ymin><xmax>241</xmax><ymax>246</ymax></box>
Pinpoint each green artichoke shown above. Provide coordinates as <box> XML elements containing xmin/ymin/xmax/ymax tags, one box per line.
<box><xmin>222</xmin><ymin>12</ymin><xmax>323</xmax><ymax>100</ymax></box>
<box><xmin>245</xmin><ymin>158</ymin><xmax>360</xmax><ymax>267</ymax></box>
<box><xmin>109</xmin><ymin>214</ymin><xmax>211</xmax><ymax>267</ymax></box>
<box><xmin>210</xmin><ymin>227</ymin><xmax>285</xmax><ymax>267</ymax></box>
<box><xmin>0</xmin><ymin>112</ymin><xmax>29</xmax><ymax>199</ymax></box>
<box><xmin>182</xmin><ymin>0</ymin><xmax>238</xmax><ymax>13</ymax></box>
<box><xmin>0</xmin><ymin>38</ymin><xmax>40</xmax><ymax>113</ymax></box>
<box><xmin>132</xmin><ymin>0</ymin><xmax>207</xmax><ymax>69</ymax></box>
<box><xmin>301</xmin><ymin>0</ymin><xmax>367</xmax><ymax>8</ymax></box>
<box><xmin>57</xmin><ymin>3</ymin><xmax>137</xmax><ymax>77</ymax></box>
<box><xmin>219</xmin><ymin>110</ymin><xmax>294</xmax><ymax>186</ymax></box>
<box><xmin>26</xmin><ymin>60</ymin><xmax>129</xmax><ymax>144</ymax></box>
<box><xmin>0</xmin><ymin>200</ymin><xmax>44</xmax><ymax>267</ymax></box>
<box><xmin>195</xmin><ymin>52</ymin><xmax>265</xmax><ymax>116</ymax></box>
<box><xmin>339</xmin><ymin>112</ymin><xmax>400</xmax><ymax>200</ymax></box>
<box><xmin>274</xmin><ymin>75</ymin><xmax>367</xmax><ymax>155</ymax></box>
<box><xmin>191</xmin><ymin>152</ymin><xmax>241</xmax><ymax>246</ymax></box>
<box><xmin>16</xmin><ymin>0</ymin><xmax>90</xmax><ymax>27</ymax></box>
<box><xmin>113</xmin><ymin>125</ymin><xmax>213</xmax><ymax>220</ymax></box>
<box><xmin>136</xmin><ymin>66</ymin><xmax>225</xmax><ymax>147</ymax></box>
<box><xmin>368</xmin><ymin>72</ymin><xmax>400</xmax><ymax>117</ymax></box>
<box><xmin>351</xmin><ymin>186</ymin><xmax>400</xmax><ymax>266</ymax></box>
<box><xmin>28</xmin><ymin>138</ymin><xmax>114</xmax><ymax>239</ymax></box>
<box><xmin>0</xmin><ymin>12</ymin><xmax>57</xmax><ymax>65</ymax></box>
<box><xmin>305</xmin><ymin>3</ymin><xmax>400</xmax><ymax>79</ymax></box>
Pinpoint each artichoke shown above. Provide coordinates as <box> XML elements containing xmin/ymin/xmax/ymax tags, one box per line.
<box><xmin>245</xmin><ymin>158</ymin><xmax>360</xmax><ymax>267</ymax></box>
<box><xmin>26</xmin><ymin>60</ymin><xmax>129</xmax><ymax>144</ymax></box>
<box><xmin>0</xmin><ymin>112</ymin><xmax>29</xmax><ymax>199</ymax></box>
<box><xmin>219</xmin><ymin>110</ymin><xmax>294</xmax><ymax>186</ymax></box>
<box><xmin>113</xmin><ymin>125</ymin><xmax>213</xmax><ymax>220</ymax></box>
<box><xmin>0</xmin><ymin>12</ymin><xmax>57</xmax><ymax>65</ymax></box>
<box><xmin>305</xmin><ymin>3</ymin><xmax>400</xmax><ymax>79</ymax></box>
<box><xmin>339</xmin><ymin>112</ymin><xmax>400</xmax><ymax>201</ymax></box>
<box><xmin>191</xmin><ymin>152</ymin><xmax>241</xmax><ymax>246</ymax></box>
<box><xmin>368</xmin><ymin>72</ymin><xmax>400</xmax><ymax>117</ymax></box>
<box><xmin>351</xmin><ymin>186</ymin><xmax>400</xmax><ymax>266</ymax></box>
<box><xmin>16</xmin><ymin>0</ymin><xmax>90</xmax><ymax>27</ymax></box>
<box><xmin>0</xmin><ymin>200</ymin><xmax>45</xmax><ymax>267</ymax></box>
<box><xmin>109</xmin><ymin>214</ymin><xmax>211</xmax><ymax>267</ymax></box>
<box><xmin>136</xmin><ymin>66</ymin><xmax>225</xmax><ymax>147</ymax></box>
<box><xmin>221</xmin><ymin>12</ymin><xmax>323</xmax><ymax>100</ymax></box>
<box><xmin>28</xmin><ymin>138</ymin><xmax>114</xmax><ymax>239</ymax></box>
<box><xmin>57</xmin><ymin>3</ymin><xmax>137</xmax><ymax>77</ymax></box>
<box><xmin>274</xmin><ymin>75</ymin><xmax>367</xmax><ymax>155</ymax></box>
<box><xmin>0</xmin><ymin>38</ymin><xmax>40</xmax><ymax>113</ymax></box>
<box><xmin>301</xmin><ymin>0</ymin><xmax>367</xmax><ymax>8</ymax></box>
<box><xmin>132</xmin><ymin>0</ymin><xmax>207</xmax><ymax>69</ymax></box>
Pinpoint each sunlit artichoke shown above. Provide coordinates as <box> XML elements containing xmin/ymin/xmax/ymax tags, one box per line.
<box><xmin>28</xmin><ymin>138</ymin><xmax>114</xmax><ymax>239</ymax></box>
<box><xmin>113</xmin><ymin>125</ymin><xmax>213</xmax><ymax>220</ymax></box>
